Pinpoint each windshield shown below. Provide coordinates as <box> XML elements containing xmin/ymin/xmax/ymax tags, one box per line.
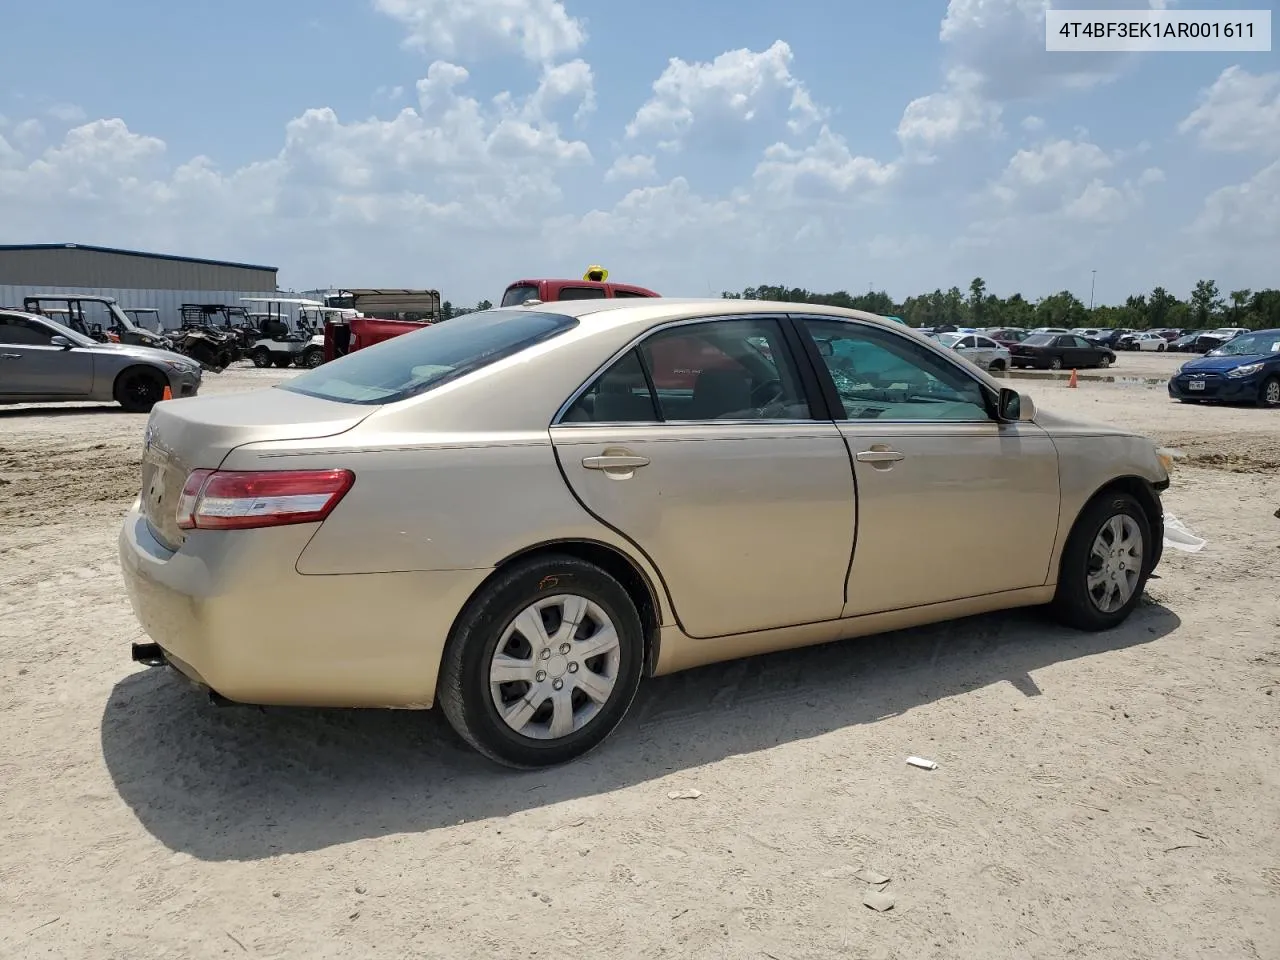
<box><xmin>1022</xmin><ymin>334</ymin><xmax>1055</xmax><ymax>346</ymax></box>
<box><xmin>936</xmin><ymin>333</ymin><xmax>963</xmax><ymax>346</ymax></box>
<box><xmin>501</xmin><ymin>284</ymin><xmax>540</xmax><ymax>307</ymax></box>
<box><xmin>1209</xmin><ymin>333</ymin><xmax>1280</xmax><ymax>357</ymax></box>
<box><xmin>282</xmin><ymin>308</ymin><xmax>578</xmax><ymax>405</ymax></box>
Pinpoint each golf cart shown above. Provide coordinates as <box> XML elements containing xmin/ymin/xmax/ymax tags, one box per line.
<box><xmin>23</xmin><ymin>294</ymin><xmax>173</xmax><ymax>350</ymax></box>
<box><xmin>124</xmin><ymin>307</ymin><xmax>165</xmax><ymax>334</ymax></box>
<box><xmin>241</xmin><ymin>297</ymin><xmax>322</xmax><ymax>368</ymax></box>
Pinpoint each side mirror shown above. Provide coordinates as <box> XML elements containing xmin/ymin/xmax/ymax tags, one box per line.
<box><xmin>49</xmin><ymin>335</ymin><xmax>72</xmax><ymax>349</ymax></box>
<box><xmin>998</xmin><ymin>387</ymin><xmax>1035</xmax><ymax>422</ymax></box>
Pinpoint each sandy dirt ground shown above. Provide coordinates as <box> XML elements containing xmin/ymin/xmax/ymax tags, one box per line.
<box><xmin>2</xmin><ymin>361</ymin><xmax>1278</xmax><ymax>960</ymax></box>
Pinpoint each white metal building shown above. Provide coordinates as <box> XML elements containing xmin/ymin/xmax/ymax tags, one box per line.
<box><xmin>0</xmin><ymin>243</ymin><xmax>279</xmax><ymax>330</ymax></box>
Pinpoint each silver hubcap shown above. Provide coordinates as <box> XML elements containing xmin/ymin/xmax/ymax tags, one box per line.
<box><xmin>489</xmin><ymin>594</ymin><xmax>621</xmax><ymax>740</ymax></box>
<box><xmin>1266</xmin><ymin>381</ymin><xmax>1279</xmax><ymax>404</ymax></box>
<box><xmin>1087</xmin><ymin>515</ymin><xmax>1143</xmax><ymax>613</ymax></box>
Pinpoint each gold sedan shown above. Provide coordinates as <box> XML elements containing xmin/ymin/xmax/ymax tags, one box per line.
<box><xmin>119</xmin><ymin>299</ymin><xmax>1169</xmax><ymax>767</ymax></box>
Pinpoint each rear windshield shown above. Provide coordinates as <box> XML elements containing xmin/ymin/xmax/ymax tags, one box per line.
<box><xmin>281</xmin><ymin>309</ymin><xmax>578</xmax><ymax>405</ymax></box>
<box><xmin>501</xmin><ymin>284</ymin><xmax>539</xmax><ymax>307</ymax></box>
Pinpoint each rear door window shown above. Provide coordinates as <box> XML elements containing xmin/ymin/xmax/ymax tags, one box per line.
<box><xmin>500</xmin><ymin>284</ymin><xmax>540</xmax><ymax>307</ymax></box>
<box><xmin>557</xmin><ymin>286</ymin><xmax>608</xmax><ymax>301</ymax></box>
<box><xmin>282</xmin><ymin>309</ymin><xmax>578</xmax><ymax>405</ymax></box>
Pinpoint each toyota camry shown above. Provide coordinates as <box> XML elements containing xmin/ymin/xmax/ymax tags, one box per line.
<box><xmin>120</xmin><ymin>299</ymin><xmax>1170</xmax><ymax>767</ymax></box>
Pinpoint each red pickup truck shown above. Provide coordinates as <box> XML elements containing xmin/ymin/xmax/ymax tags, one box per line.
<box><xmin>500</xmin><ymin>278</ymin><xmax>660</xmax><ymax>306</ymax></box>
<box><xmin>325</xmin><ymin>279</ymin><xmax>661</xmax><ymax>362</ymax></box>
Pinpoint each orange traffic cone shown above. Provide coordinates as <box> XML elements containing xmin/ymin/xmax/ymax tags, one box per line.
<box><xmin>162</xmin><ymin>384</ymin><xmax>173</xmax><ymax>401</ymax></box>
<box><xmin>1067</xmin><ymin>369</ymin><xmax>1078</xmax><ymax>388</ymax></box>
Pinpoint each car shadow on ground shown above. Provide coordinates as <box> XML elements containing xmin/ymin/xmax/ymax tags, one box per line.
<box><xmin>0</xmin><ymin>404</ymin><xmax>126</xmax><ymax>418</ymax></box>
<box><xmin>101</xmin><ymin>601</ymin><xmax>1179</xmax><ymax>861</ymax></box>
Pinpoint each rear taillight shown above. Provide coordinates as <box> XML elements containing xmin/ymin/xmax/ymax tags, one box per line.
<box><xmin>175</xmin><ymin>469</ymin><xmax>354</xmax><ymax>531</ymax></box>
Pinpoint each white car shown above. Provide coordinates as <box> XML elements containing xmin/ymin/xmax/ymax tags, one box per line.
<box><xmin>937</xmin><ymin>332</ymin><xmax>1012</xmax><ymax>372</ymax></box>
<box><xmin>1126</xmin><ymin>332</ymin><xmax>1168</xmax><ymax>352</ymax></box>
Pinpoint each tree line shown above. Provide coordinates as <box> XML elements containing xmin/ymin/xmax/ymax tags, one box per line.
<box><xmin>722</xmin><ymin>279</ymin><xmax>1280</xmax><ymax>331</ymax></box>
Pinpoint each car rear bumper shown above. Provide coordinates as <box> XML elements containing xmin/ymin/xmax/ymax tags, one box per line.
<box><xmin>1167</xmin><ymin>374</ymin><xmax>1259</xmax><ymax>402</ymax></box>
<box><xmin>117</xmin><ymin>502</ymin><xmax>488</xmax><ymax>708</ymax></box>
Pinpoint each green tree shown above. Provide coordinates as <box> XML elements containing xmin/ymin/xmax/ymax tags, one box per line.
<box><xmin>1147</xmin><ymin>287</ymin><xmax>1178</xmax><ymax>329</ymax></box>
<box><xmin>1229</xmin><ymin>289</ymin><xmax>1251</xmax><ymax>325</ymax></box>
<box><xmin>1189</xmin><ymin>280</ymin><xmax>1224</xmax><ymax>327</ymax></box>
<box><xmin>439</xmin><ymin>300</ymin><xmax>455</xmax><ymax>321</ymax></box>
<box><xmin>968</xmin><ymin>277</ymin><xmax>987</xmax><ymax>325</ymax></box>
<box><xmin>1035</xmin><ymin>291</ymin><xmax>1088</xmax><ymax>329</ymax></box>
<box><xmin>476</xmin><ymin>299</ymin><xmax>493</xmax><ymax>312</ymax></box>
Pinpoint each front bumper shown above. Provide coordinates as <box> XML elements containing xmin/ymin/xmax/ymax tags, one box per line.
<box><xmin>1167</xmin><ymin>372</ymin><xmax>1260</xmax><ymax>402</ymax></box>
<box><xmin>118</xmin><ymin>502</ymin><xmax>488</xmax><ymax>708</ymax></box>
<box><xmin>165</xmin><ymin>366</ymin><xmax>202</xmax><ymax>398</ymax></box>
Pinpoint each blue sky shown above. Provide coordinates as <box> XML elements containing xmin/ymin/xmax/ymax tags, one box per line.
<box><xmin>1</xmin><ymin>0</ymin><xmax>1277</xmax><ymax>305</ymax></box>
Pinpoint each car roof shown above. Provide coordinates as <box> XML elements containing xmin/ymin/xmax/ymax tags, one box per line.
<box><xmin>517</xmin><ymin>297</ymin><xmax>897</xmax><ymax>334</ymax></box>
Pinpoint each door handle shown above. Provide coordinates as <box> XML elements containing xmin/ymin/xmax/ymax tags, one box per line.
<box><xmin>582</xmin><ymin>454</ymin><xmax>651</xmax><ymax>470</ymax></box>
<box><xmin>856</xmin><ymin>449</ymin><xmax>904</xmax><ymax>464</ymax></box>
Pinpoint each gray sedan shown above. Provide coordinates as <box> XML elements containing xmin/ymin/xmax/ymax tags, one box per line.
<box><xmin>0</xmin><ymin>310</ymin><xmax>202</xmax><ymax>412</ymax></box>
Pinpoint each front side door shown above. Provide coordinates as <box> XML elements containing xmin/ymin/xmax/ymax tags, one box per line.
<box><xmin>551</xmin><ymin>316</ymin><xmax>856</xmax><ymax>639</ymax></box>
<box><xmin>797</xmin><ymin>317</ymin><xmax>1061</xmax><ymax>616</ymax></box>
<box><xmin>0</xmin><ymin>313</ymin><xmax>94</xmax><ymax>397</ymax></box>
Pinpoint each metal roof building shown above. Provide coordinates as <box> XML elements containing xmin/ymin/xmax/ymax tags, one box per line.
<box><xmin>0</xmin><ymin>243</ymin><xmax>277</xmax><ymax>291</ymax></box>
<box><xmin>0</xmin><ymin>244</ymin><xmax>280</xmax><ymax>330</ymax></box>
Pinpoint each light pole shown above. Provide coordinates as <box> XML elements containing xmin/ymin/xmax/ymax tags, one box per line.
<box><xmin>1089</xmin><ymin>270</ymin><xmax>1097</xmax><ymax>311</ymax></box>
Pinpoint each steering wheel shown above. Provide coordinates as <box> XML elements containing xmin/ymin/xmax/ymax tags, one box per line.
<box><xmin>750</xmin><ymin>378</ymin><xmax>784</xmax><ymax>407</ymax></box>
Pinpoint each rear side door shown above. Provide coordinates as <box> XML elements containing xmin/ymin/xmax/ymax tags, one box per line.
<box><xmin>795</xmin><ymin>316</ymin><xmax>1060</xmax><ymax>616</ymax></box>
<box><xmin>0</xmin><ymin>313</ymin><xmax>94</xmax><ymax>397</ymax></box>
<box><xmin>551</xmin><ymin>315</ymin><xmax>856</xmax><ymax>639</ymax></box>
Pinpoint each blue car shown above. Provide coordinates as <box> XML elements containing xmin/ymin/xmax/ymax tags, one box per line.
<box><xmin>1167</xmin><ymin>329</ymin><xmax>1280</xmax><ymax>407</ymax></box>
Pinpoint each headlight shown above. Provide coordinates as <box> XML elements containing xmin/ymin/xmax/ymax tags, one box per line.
<box><xmin>1227</xmin><ymin>362</ymin><xmax>1263</xmax><ymax>378</ymax></box>
<box><xmin>161</xmin><ymin>359</ymin><xmax>197</xmax><ymax>373</ymax></box>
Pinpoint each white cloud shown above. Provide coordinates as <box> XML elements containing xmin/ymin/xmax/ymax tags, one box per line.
<box><xmin>373</xmin><ymin>0</ymin><xmax>586</xmax><ymax>63</ymax></box>
<box><xmin>13</xmin><ymin>119</ymin><xmax>45</xmax><ymax>150</ymax></box>
<box><xmin>1000</xmin><ymin>138</ymin><xmax>1111</xmax><ymax>189</ymax></box>
<box><xmin>1191</xmin><ymin>159</ymin><xmax>1280</xmax><ymax>244</ymax></box>
<box><xmin>604</xmin><ymin>154</ymin><xmax>656</xmax><ymax>183</ymax></box>
<box><xmin>1179</xmin><ymin>66</ymin><xmax>1280</xmax><ymax>154</ymax></box>
<box><xmin>521</xmin><ymin>59</ymin><xmax>596</xmax><ymax>124</ymax></box>
<box><xmin>754</xmin><ymin>127</ymin><xmax>898</xmax><ymax>202</ymax></box>
<box><xmin>897</xmin><ymin>67</ymin><xmax>1002</xmax><ymax>156</ymax></box>
<box><xmin>625</xmin><ymin>41</ymin><xmax>824</xmax><ymax>150</ymax></box>
<box><xmin>1021</xmin><ymin>115</ymin><xmax>1045</xmax><ymax>132</ymax></box>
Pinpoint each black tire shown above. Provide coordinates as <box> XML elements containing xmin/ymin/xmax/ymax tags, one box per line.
<box><xmin>1049</xmin><ymin>357</ymin><xmax>1064</xmax><ymax>371</ymax></box>
<box><xmin>251</xmin><ymin>348</ymin><xmax>272</xmax><ymax>368</ymax></box>
<box><xmin>114</xmin><ymin>368</ymin><xmax>166</xmax><ymax>413</ymax></box>
<box><xmin>1257</xmin><ymin>376</ymin><xmax>1280</xmax><ymax>408</ymax></box>
<box><xmin>300</xmin><ymin>348</ymin><xmax>324</xmax><ymax>369</ymax></box>
<box><xmin>1098</xmin><ymin>355</ymin><xmax>1111</xmax><ymax>368</ymax></box>
<box><xmin>438</xmin><ymin>555</ymin><xmax>644</xmax><ymax>768</ymax></box>
<box><xmin>272</xmin><ymin>356</ymin><xmax>292</xmax><ymax>368</ymax></box>
<box><xmin>1051</xmin><ymin>491</ymin><xmax>1152</xmax><ymax>632</ymax></box>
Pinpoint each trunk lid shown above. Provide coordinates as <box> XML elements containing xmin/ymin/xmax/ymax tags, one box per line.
<box><xmin>139</xmin><ymin>388</ymin><xmax>373</xmax><ymax>551</ymax></box>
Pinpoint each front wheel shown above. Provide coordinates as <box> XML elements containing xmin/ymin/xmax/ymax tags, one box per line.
<box><xmin>251</xmin><ymin>348</ymin><xmax>272</xmax><ymax>368</ymax></box>
<box><xmin>1051</xmin><ymin>492</ymin><xmax>1152</xmax><ymax>631</ymax></box>
<box><xmin>114</xmin><ymin>369</ymin><xmax>166</xmax><ymax>413</ymax></box>
<box><xmin>300</xmin><ymin>348</ymin><xmax>324</xmax><ymax>368</ymax></box>
<box><xmin>1049</xmin><ymin>357</ymin><xmax>1064</xmax><ymax>371</ymax></box>
<box><xmin>438</xmin><ymin>556</ymin><xmax>645</xmax><ymax>768</ymax></box>
<box><xmin>1098</xmin><ymin>355</ymin><xmax>1112</xmax><ymax>368</ymax></box>
<box><xmin>1258</xmin><ymin>376</ymin><xmax>1280</xmax><ymax>408</ymax></box>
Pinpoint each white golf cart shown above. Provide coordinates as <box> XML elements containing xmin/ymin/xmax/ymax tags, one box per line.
<box><xmin>240</xmin><ymin>297</ymin><xmax>324</xmax><ymax>368</ymax></box>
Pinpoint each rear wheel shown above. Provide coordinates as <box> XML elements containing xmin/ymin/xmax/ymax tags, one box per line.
<box><xmin>1051</xmin><ymin>492</ymin><xmax>1152</xmax><ymax>631</ymax></box>
<box><xmin>114</xmin><ymin>368</ymin><xmax>166</xmax><ymax>413</ymax></box>
<box><xmin>1258</xmin><ymin>376</ymin><xmax>1280</xmax><ymax>408</ymax></box>
<box><xmin>1098</xmin><ymin>355</ymin><xmax>1112</xmax><ymax>368</ymax></box>
<box><xmin>251</xmin><ymin>348</ymin><xmax>272</xmax><ymax>368</ymax></box>
<box><xmin>438</xmin><ymin>555</ymin><xmax>645</xmax><ymax>768</ymax></box>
